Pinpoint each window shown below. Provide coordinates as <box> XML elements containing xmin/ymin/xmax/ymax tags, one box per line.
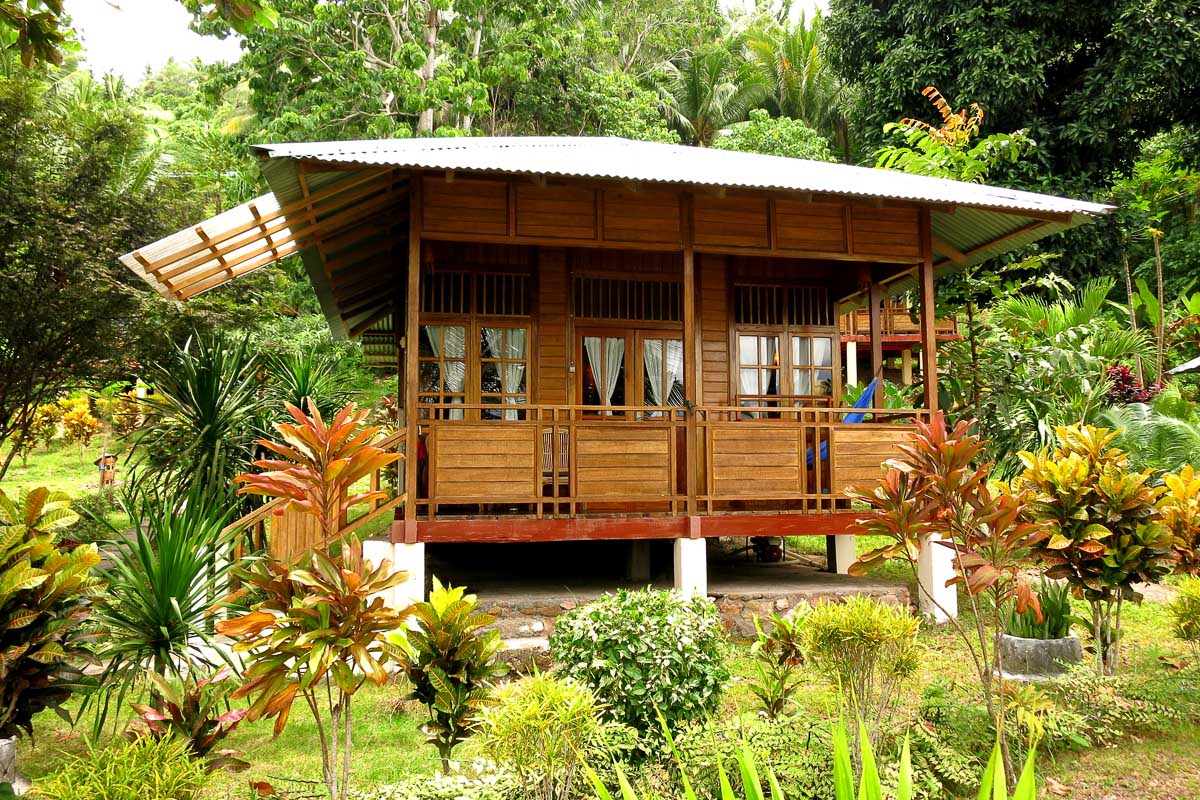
<box><xmin>580</xmin><ymin>334</ymin><xmax>628</xmax><ymax>415</ymax></box>
<box><xmin>641</xmin><ymin>337</ymin><xmax>684</xmax><ymax>414</ymax></box>
<box><xmin>480</xmin><ymin>326</ymin><xmax>528</xmax><ymax>419</ymax></box>
<box><xmin>735</xmin><ymin>331</ymin><xmax>835</xmax><ymax>408</ymax></box>
<box><xmin>419</xmin><ymin>325</ymin><xmax>467</xmax><ymax>419</ymax></box>
<box><xmin>790</xmin><ymin>335</ymin><xmax>834</xmax><ymax>397</ymax></box>
<box><xmin>737</xmin><ymin>334</ymin><xmax>781</xmax><ymax>403</ymax></box>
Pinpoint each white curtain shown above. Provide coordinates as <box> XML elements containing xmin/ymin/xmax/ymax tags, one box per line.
<box><xmin>643</xmin><ymin>339</ymin><xmax>664</xmax><ymax>407</ymax></box>
<box><xmin>425</xmin><ymin>325</ymin><xmax>465</xmax><ymax>420</ymax></box>
<box><xmin>584</xmin><ymin>336</ymin><xmax>625</xmax><ymax>415</ymax></box>
<box><xmin>664</xmin><ymin>339</ymin><xmax>684</xmax><ymax>406</ymax></box>
<box><xmin>643</xmin><ymin>339</ymin><xmax>685</xmax><ymax>414</ymax></box>
<box><xmin>483</xmin><ymin>327</ymin><xmax>527</xmax><ymax>420</ymax></box>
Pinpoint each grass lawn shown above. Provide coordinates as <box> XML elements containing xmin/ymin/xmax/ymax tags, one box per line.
<box><xmin>2</xmin><ymin>439</ymin><xmax>127</xmax><ymax>497</ymax></box>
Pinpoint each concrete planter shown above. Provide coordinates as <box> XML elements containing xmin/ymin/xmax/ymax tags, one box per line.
<box><xmin>998</xmin><ymin>633</ymin><xmax>1082</xmax><ymax>678</ymax></box>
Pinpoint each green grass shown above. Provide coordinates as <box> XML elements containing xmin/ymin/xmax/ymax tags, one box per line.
<box><xmin>2</xmin><ymin>439</ymin><xmax>128</xmax><ymax>497</ymax></box>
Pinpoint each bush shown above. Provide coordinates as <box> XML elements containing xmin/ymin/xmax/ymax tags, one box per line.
<box><xmin>30</xmin><ymin>736</ymin><xmax>208</xmax><ymax>800</ymax></box>
<box><xmin>478</xmin><ymin>673</ymin><xmax>631</xmax><ymax>800</ymax></box>
<box><xmin>1005</xmin><ymin>579</ymin><xmax>1074</xmax><ymax>639</ymax></box>
<box><xmin>747</xmin><ymin>612</ymin><xmax>806</xmax><ymax>719</ymax></box>
<box><xmin>1170</xmin><ymin>577</ymin><xmax>1200</xmax><ymax>659</ymax></box>
<box><xmin>801</xmin><ymin>596</ymin><xmax>920</xmax><ymax>748</ymax></box>
<box><xmin>549</xmin><ymin>588</ymin><xmax>728</xmax><ymax>739</ymax></box>
<box><xmin>348</xmin><ymin>769</ymin><xmax>515</xmax><ymax>800</ymax></box>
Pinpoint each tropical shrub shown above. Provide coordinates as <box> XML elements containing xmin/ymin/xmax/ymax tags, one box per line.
<box><xmin>129</xmin><ymin>666</ymin><xmax>249</xmax><ymax>772</ymax></box>
<box><xmin>398</xmin><ymin>578</ymin><xmax>508</xmax><ymax>773</ymax></box>
<box><xmin>1005</xmin><ymin>580</ymin><xmax>1074</xmax><ymax>640</ymax></box>
<box><xmin>216</xmin><ymin>548</ymin><xmax>408</xmax><ymax>800</ymax></box>
<box><xmin>1097</xmin><ymin>385</ymin><xmax>1200</xmax><ymax>473</ymax></box>
<box><xmin>1105</xmin><ymin>364</ymin><xmax>1161</xmax><ymax>404</ymax></box>
<box><xmin>801</xmin><ymin>597</ymin><xmax>919</xmax><ymax>749</ymax></box>
<box><xmin>349</xmin><ymin>769</ymin><xmax>515</xmax><ymax>800</ymax></box>
<box><xmin>746</xmin><ymin>612</ymin><xmax>806</xmax><ymax>719</ymax></box>
<box><xmin>1017</xmin><ymin>424</ymin><xmax>1176</xmax><ymax>673</ymax></box>
<box><xmin>1170</xmin><ymin>577</ymin><xmax>1200</xmax><ymax>659</ymax></box>
<box><xmin>265</xmin><ymin>349</ymin><xmax>358</xmax><ymax>420</ymax></box>
<box><xmin>0</xmin><ymin>488</ymin><xmax>102</xmax><ymax>745</ymax></box>
<box><xmin>478</xmin><ymin>672</ymin><xmax>629</xmax><ymax>800</ymax></box>
<box><xmin>60</xmin><ymin>405</ymin><xmax>102</xmax><ymax>457</ymax></box>
<box><xmin>713</xmin><ymin>109</ymin><xmax>837</xmax><ymax>161</ymax></box>
<box><xmin>550</xmin><ymin>588</ymin><xmax>728</xmax><ymax>740</ymax></box>
<box><xmin>29</xmin><ymin>736</ymin><xmax>208</xmax><ymax>800</ymax></box>
<box><xmin>1161</xmin><ymin>464</ymin><xmax>1200</xmax><ymax>575</ymax></box>
<box><xmin>87</xmin><ymin>481</ymin><xmax>238</xmax><ymax>735</ymax></box>
<box><xmin>848</xmin><ymin>413</ymin><xmax>1048</xmax><ymax>778</ymax></box>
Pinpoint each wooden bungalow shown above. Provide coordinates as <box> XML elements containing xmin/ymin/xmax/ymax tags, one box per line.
<box><xmin>120</xmin><ymin>136</ymin><xmax>1110</xmax><ymax>612</ymax></box>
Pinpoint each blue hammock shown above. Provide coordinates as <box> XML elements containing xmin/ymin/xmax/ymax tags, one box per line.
<box><xmin>806</xmin><ymin>377</ymin><xmax>880</xmax><ymax>468</ymax></box>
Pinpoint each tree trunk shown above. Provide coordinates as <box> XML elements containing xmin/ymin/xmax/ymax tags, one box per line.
<box><xmin>1121</xmin><ymin>249</ymin><xmax>1145</xmax><ymax>384</ymax></box>
<box><xmin>459</xmin><ymin>11</ymin><xmax>485</xmax><ymax>132</ymax></box>
<box><xmin>967</xmin><ymin>299</ymin><xmax>981</xmax><ymax>410</ymax></box>
<box><xmin>416</xmin><ymin>5</ymin><xmax>440</xmax><ymax>135</ymax></box>
<box><xmin>1153</xmin><ymin>233</ymin><xmax>1166</xmax><ymax>381</ymax></box>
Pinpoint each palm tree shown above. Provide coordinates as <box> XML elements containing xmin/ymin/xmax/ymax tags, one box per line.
<box><xmin>744</xmin><ymin>13</ymin><xmax>850</xmax><ymax>159</ymax></box>
<box><xmin>1098</xmin><ymin>385</ymin><xmax>1200</xmax><ymax>473</ymax></box>
<box><xmin>656</xmin><ymin>48</ymin><xmax>768</xmax><ymax>146</ymax></box>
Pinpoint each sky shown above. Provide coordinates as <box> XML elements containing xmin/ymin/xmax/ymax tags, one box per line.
<box><xmin>67</xmin><ymin>0</ymin><xmax>827</xmax><ymax>83</ymax></box>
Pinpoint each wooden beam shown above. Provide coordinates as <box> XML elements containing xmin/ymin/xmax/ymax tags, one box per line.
<box><xmin>681</xmin><ymin>192</ymin><xmax>699</xmax><ymax>519</ymax></box>
<box><xmin>403</xmin><ymin>180</ymin><xmax>422</xmax><ymax>544</ymax></box>
<box><xmin>868</xmin><ymin>280</ymin><xmax>883</xmax><ymax>408</ymax></box>
<box><xmin>931</xmin><ymin>235</ymin><xmax>967</xmax><ymax>266</ymax></box>
<box><xmin>919</xmin><ymin>207</ymin><xmax>939</xmax><ymax>412</ymax></box>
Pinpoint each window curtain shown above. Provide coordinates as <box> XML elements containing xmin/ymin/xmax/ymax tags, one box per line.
<box><xmin>664</xmin><ymin>339</ymin><xmax>684</xmax><ymax>406</ymax></box>
<box><xmin>584</xmin><ymin>336</ymin><xmax>624</xmax><ymax>415</ymax></box>
<box><xmin>643</xmin><ymin>339</ymin><xmax>665</xmax><ymax>407</ymax></box>
<box><xmin>643</xmin><ymin>339</ymin><xmax>685</xmax><ymax>414</ymax></box>
<box><xmin>483</xmin><ymin>326</ymin><xmax>527</xmax><ymax>420</ymax></box>
<box><xmin>424</xmin><ymin>325</ymin><xmax>465</xmax><ymax>420</ymax></box>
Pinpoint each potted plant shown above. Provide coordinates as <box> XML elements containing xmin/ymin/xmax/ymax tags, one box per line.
<box><xmin>998</xmin><ymin>579</ymin><xmax>1082</xmax><ymax>678</ymax></box>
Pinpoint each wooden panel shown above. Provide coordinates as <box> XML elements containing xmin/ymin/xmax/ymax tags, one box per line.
<box><xmin>831</xmin><ymin>424</ymin><xmax>914</xmax><ymax>492</ymax></box>
<box><xmin>709</xmin><ymin>427</ymin><xmax>802</xmax><ymax>497</ymax></box>
<box><xmin>516</xmin><ymin>184</ymin><xmax>597</xmax><ymax>240</ymax></box>
<box><xmin>775</xmin><ymin>201</ymin><xmax>848</xmax><ymax>253</ymax></box>
<box><xmin>693</xmin><ymin>195</ymin><xmax>770</xmax><ymax>249</ymax></box>
<box><xmin>699</xmin><ymin>254</ymin><xmax>730</xmax><ymax>405</ymax></box>
<box><xmin>269</xmin><ymin>509</ymin><xmax>324</xmax><ymax>563</ymax></box>
<box><xmin>422</xmin><ymin>176</ymin><xmax>509</xmax><ymax>237</ymax></box>
<box><xmin>431</xmin><ymin>424</ymin><xmax>540</xmax><ymax>500</ymax></box>
<box><xmin>536</xmin><ymin>249</ymin><xmax>570</xmax><ymax>404</ymax></box>
<box><xmin>574</xmin><ymin>426</ymin><xmax>673</xmax><ymax>498</ymax></box>
<box><xmin>602</xmin><ymin>189</ymin><xmax>682</xmax><ymax>245</ymax></box>
<box><xmin>849</xmin><ymin>206</ymin><xmax>921</xmax><ymax>259</ymax></box>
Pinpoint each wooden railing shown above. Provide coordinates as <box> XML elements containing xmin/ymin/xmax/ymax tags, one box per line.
<box><xmin>841</xmin><ymin>300</ymin><xmax>958</xmax><ymax>338</ymax></box>
<box><xmin>413</xmin><ymin>403</ymin><xmax>928</xmax><ymax>520</ymax></box>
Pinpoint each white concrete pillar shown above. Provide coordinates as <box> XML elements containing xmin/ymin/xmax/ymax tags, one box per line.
<box><xmin>901</xmin><ymin>348</ymin><xmax>913</xmax><ymax>386</ymax></box>
<box><xmin>831</xmin><ymin>535</ymin><xmax>857</xmax><ymax>575</ymax></box>
<box><xmin>628</xmin><ymin>540</ymin><xmax>652</xmax><ymax>582</ymax></box>
<box><xmin>362</xmin><ymin>539</ymin><xmax>426</xmax><ymax>611</ymax></box>
<box><xmin>916</xmin><ymin>534</ymin><xmax>957</xmax><ymax>622</ymax></box>
<box><xmin>673</xmin><ymin>538</ymin><xmax>707</xmax><ymax>599</ymax></box>
<box><xmin>845</xmin><ymin>340</ymin><xmax>859</xmax><ymax>388</ymax></box>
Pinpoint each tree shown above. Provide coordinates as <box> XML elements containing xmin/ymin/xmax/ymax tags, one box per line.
<box><xmin>656</xmin><ymin>47</ymin><xmax>768</xmax><ymax>146</ymax></box>
<box><xmin>713</xmin><ymin>108</ymin><xmax>836</xmax><ymax>161</ymax></box>
<box><xmin>0</xmin><ymin>69</ymin><xmax>197</xmax><ymax>480</ymax></box>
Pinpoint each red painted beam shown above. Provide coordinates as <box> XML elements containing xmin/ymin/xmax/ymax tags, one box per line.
<box><xmin>697</xmin><ymin>512</ymin><xmax>862</xmax><ymax>538</ymax></box>
<box><xmin>840</xmin><ymin>334</ymin><xmax>961</xmax><ymax>344</ymax></box>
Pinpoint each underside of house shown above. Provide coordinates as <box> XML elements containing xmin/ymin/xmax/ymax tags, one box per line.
<box><xmin>121</xmin><ymin>136</ymin><xmax>1110</xmax><ymax>603</ymax></box>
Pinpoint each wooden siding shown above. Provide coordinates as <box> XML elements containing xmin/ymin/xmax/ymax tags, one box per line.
<box><xmin>516</xmin><ymin>184</ymin><xmax>597</xmax><ymax>240</ymax></box>
<box><xmin>693</xmin><ymin>195</ymin><xmax>771</xmax><ymax>249</ymax></box>
<box><xmin>536</xmin><ymin>249</ymin><xmax>570</xmax><ymax>404</ymax></box>
<box><xmin>776</xmin><ymin>201</ymin><xmax>848</xmax><ymax>253</ymax></box>
<box><xmin>574</xmin><ymin>425</ymin><xmax>674</xmax><ymax>499</ymax></box>
<box><xmin>422</xmin><ymin>177</ymin><xmax>509</xmax><ymax>236</ymax></box>
<box><xmin>709</xmin><ymin>426</ymin><xmax>805</xmax><ymax>497</ymax></box>
<box><xmin>831</xmin><ymin>425</ymin><xmax>912</xmax><ymax>492</ymax></box>
<box><xmin>430</xmin><ymin>423</ymin><xmax>540</xmax><ymax>502</ymax></box>
<box><xmin>699</xmin><ymin>254</ymin><xmax>730</xmax><ymax>405</ymax></box>
<box><xmin>849</xmin><ymin>206</ymin><xmax>921</xmax><ymax>259</ymax></box>
<box><xmin>602</xmin><ymin>188</ymin><xmax>682</xmax><ymax>245</ymax></box>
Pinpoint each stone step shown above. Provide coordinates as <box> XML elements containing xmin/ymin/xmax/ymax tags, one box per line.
<box><xmin>498</xmin><ymin>637</ymin><xmax>551</xmax><ymax>674</ymax></box>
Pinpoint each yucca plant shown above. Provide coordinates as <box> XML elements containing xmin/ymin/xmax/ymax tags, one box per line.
<box><xmin>397</xmin><ymin>577</ymin><xmax>509</xmax><ymax>773</ymax></box>
<box><xmin>216</xmin><ymin>549</ymin><xmax>408</xmax><ymax>800</ymax></box>
<box><xmin>0</xmin><ymin>488</ymin><xmax>102</xmax><ymax>785</ymax></box>
<box><xmin>85</xmin><ymin>480</ymin><xmax>239</xmax><ymax>736</ymax></box>
<box><xmin>264</xmin><ymin>350</ymin><xmax>357</xmax><ymax>421</ymax></box>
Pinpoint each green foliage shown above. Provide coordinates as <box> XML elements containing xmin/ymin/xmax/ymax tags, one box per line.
<box><xmin>1017</xmin><ymin>424</ymin><xmax>1177</xmax><ymax>673</ymax></box>
<box><xmin>549</xmin><ymin>588</ymin><xmax>728</xmax><ymax>741</ymax></box>
<box><xmin>348</xmin><ymin>770</ymin><xmax>515</xmax><ymax>800</ymax></box>
<box><xmin>398</xmin><ymin>578</ymin><xmax>508</xmax><ymax>773</ymax></box>
<box><xmin>1005</xmin><ymin>580</ymin><xmax>1073</xmax><ymax>640</ymax></box>
<box><xmin>478</xmin><ymin>672</ymin><xmax>630</xmax><ymax>800</ymax></box>
<box><xmin>746</xmin><ymin>612</ymin><xmax>806</xmax><ymax>720</ymax></box>
<box><xmin>129</xmin><ymin>666</ymin><xmax>249</xmax><ymax>772</ymax></box>
<box><xmin>265</xmin><ymin>349</ymin><xmax>358</xmax><ymax>421</ymax></box>
<box><xmin>217</xmin><ymin>548</ymin><xmax>409</xmax><ymax>800</ymax></box>
<box><xmin>1160</xmin><ymin>464</ymin><xmax>1200</xmax><ymax>575</ymax></box>
<box><xmin>714</xmin><ymin>109</ymin><xmax>836</xmax><ymax>161</ymax></box>
<box><xmin>656</xmin><ymin>47</ymin><xmax>768</xmax><ymax>146</ymax></box>
<box><xmin>28</xmin><ymin>736</ymin><xmax>209</xmax><ymax>800</ymax></box>
<box><xmin>0</xmin><ymin>487</ymin><xmax>101</xmax><ymax>740</ymax></box>
<box><xmin>1097</xmin><ymin>389</ymin><xmax>1200</xmax><ymax>474</ymax></box>
<box><xmin>801</xmin><ymin>598</ymin><xmax>919</xmax><ymax>748</ymax></box>
<box><xmin>86</xmin><ymin>481</ymin><xmax>239</xmax><ymax>735</ymax></box>
<box><xmin>1170</xmin><ymin>577</ymin><xmax>1200</xmax><ymax>659</ymax></box>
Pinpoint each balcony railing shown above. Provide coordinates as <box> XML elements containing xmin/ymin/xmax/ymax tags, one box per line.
<box><xmin>840</xmin><ymin>300</ymin><xmax>958</xmax><ymax>338</ymax></box>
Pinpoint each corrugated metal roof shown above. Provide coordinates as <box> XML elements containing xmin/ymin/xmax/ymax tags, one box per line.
<box><xmin>254</xmin><ymin>136</ymin><xmax>1112</xmax><ymax>220</ymax></box>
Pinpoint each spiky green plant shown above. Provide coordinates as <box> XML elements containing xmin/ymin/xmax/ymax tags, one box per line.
<box><xmin>398</xmin><ymin>577</ymin><xmax>508</xmax><ymax>773</ymax></box>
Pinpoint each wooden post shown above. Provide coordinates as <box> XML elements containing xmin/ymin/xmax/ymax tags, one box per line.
<box><xmin>844</xmin><ymin>340</ymin><xmax>858</xmax><ymax>388</ymax></box>
<box><xmin>868</xmin><ymin>280</ymin><xmax>883</xmax><ymax>408</ymax></box>
<box><xmin>681</xmin><ymin>193</ymin><xmax>699</xmax><ymax>521</ymax></box>
<box><xmin>402</xmin><ymin>178</ymin><xmax>423</xmax><ymax>543</ymax></box>
<box><xmin>901</xmin><ymin>348</ymin><xmax>913</xmax><ymax>385</ymax></box>
<box><xmin>918</xmin><ymin>208</ymin><xmax>939</xmax><ymax>412</ymax></box>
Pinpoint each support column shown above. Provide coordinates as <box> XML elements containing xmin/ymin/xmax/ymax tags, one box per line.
<box><xmin>825</xmin><ymin>534</ymin><xmax>858</xmax><ymax>575</ymax></box>
<box><xmin>918</xmin><ymin>208</ymin><xmax>939</xmax><ymax>412</ymax></box>
<box><xmin>627</xmin><ymin>540</ymin><xmax>652</xmax><ymax>582</ymax></box>
<box><xmin>362</xmin><ymin>540</ymin><xmax>426</xmax><ymax>612</ymax></box>
<box><xmin>868</xmin><ymin>281</ymin><xmax>883</xmax><ymax>407</ymax></box>
<box><xmin>845</xmin><ymin>340</ymin><xmax>858</xmax><ymax>388</ymax></box>
<box><xmin>681</xmin><ymin>195</ymin><xmax>699</xmax><ymax>519</ymax></box>
<box><xmin>402</xmin><ymin>181</ymin><xmax>422</xmax><ymax>542</ymax></box>
<box><xmin>917</xmin><ymin>535</ymin><xmax>957</xmax><ymax>622</ymax></box>
<box><xmin>901</xmin><ymin>348</ymin><xmax>913</xmax><ymax>386</ymax></box>
<box><xmin>673</xmin><ymin>537</ymin><xmax>707</xmax><ymax>599</ymax></box>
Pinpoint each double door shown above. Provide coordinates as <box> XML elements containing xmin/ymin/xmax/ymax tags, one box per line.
<box><xmin>576</xmin><ymin>329</ymin><xmax>686</xmax><ymax>415</ymax></box>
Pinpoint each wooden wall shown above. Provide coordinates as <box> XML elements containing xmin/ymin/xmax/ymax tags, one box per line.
<box><xmin>536</xmin><ymin>249</ymin><xmax>570</xmax><ymax>404</ymax></box>
<box><xmin>699</xmin><ymin>254</ymin><xmax>731</xmax><ymax>405</ymax></box>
